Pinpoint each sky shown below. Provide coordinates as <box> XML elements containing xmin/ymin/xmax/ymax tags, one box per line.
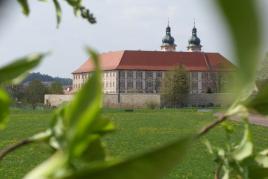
<box><xmin>0</xmin><ymin>0</ymin><xmax>267</xmax><ymax>78</ymax></box>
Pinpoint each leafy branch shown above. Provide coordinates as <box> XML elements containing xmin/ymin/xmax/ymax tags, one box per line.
<box><xmin>17</xmin><ymin>0</ymin><xmax>96</xmax><ymax>27</ymax></box>
<box><xmin>0</xmin><ymin>138</ymin><xmax>32</xmax><ymax>160</ymax></box>
<box><xmin>197</xmin><ymin>115</ymin><xmax>228</xmax><ymax>138</ymax></box>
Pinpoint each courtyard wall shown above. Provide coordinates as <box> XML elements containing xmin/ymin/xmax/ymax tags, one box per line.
<box><xmin>45</xmin><ymin>93</ymin><xmax>234</xmax><ymax>108</ymax></box>
<box><xmin>44</xmin><ymin>94</ymin><xmax>73</xmax><ymax>107</ymax></box>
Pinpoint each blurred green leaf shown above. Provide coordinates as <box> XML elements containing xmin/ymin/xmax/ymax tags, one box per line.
<box><xmin>232</xmin><ymin>123</ymin><xmax>253</xmax><ymax>161</ymax></box>
<box><xmin>255</xmin><ymin>149</ymin><xmax>268</xmax><ymax>168</ymax></box>
<box><xmin>64</xmin><ymin>137</ymin><xmax>192</xmax><ymax>179</ymax></box>
<box><xmin>80</xmin><ymin>139</ymin><xmax>106</xmax><ymax>162</ymax></box>
<box><xmin>248</xmin><ymin>152</ymin><xmax>268</xmax><ymax>179</ymax></box>
<box><xmin>65</xmin><ymin>50</ymin><xmax>100</xmax><ymax>126</ymax></box>
<box><xmin>53</xmin><ymin>0</ymin><xmax>62</xmax><ymax>27</ymax></box>
<box><xmin>0</xmin><ymin>53</ymin><xmax>45</xmax><ymax>84</ymax></box>
<box><xmin>49</xmin><ymin>107</ymin><xmax>67</xmax><ymax>150</ymax></box>
<box><xmin>17</xmin><ymin>0</ymin><xmax>30</xmax><ymax>15</ymax></box>
<box><xmin>23</xmin><ymin>49</ymin><xmax>112</xmax><ymax>178</ymax></box>
<box><xmin>65</xmin><ymin>49</ymin><xmax>104</xmax><ymax>158</ymax></box>
<box><xmin>249</xmin><ymin>165</ymin><xmax>268</xmax><ymax>179</ymax></box>
<box><xmin>245</xmin><ymin>85</ymin><xmax>268</xmax><ymax>115</ymax></box>
<box><xmin>0</xmin><ymin>88</ymin><xmax>10</xmax><ymax>129</ymax></box>
<box><xmin>65</xmin><ymin>0</ymin><xmax>81</xmax><ymax>13</ymax></box>
<box><xmin>216</xmin><ymin>0</ymin><xmax>261</xmax><ymax>89</ymax></box>
<box><xmin>23</xmin><ymin>151</ymin><xmax>69</xmax><ymax>179</ymax></box>
<box><xmin>89</xmin><ymin>116</ymin><xmax>115</xmax><ymax>135</ymax></box>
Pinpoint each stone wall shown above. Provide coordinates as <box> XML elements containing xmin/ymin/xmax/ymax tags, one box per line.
<box><xmin>44</xmin><ymin>93</ymin><xmax>234</xmax><ymax>108</ymax></box>
<box><xmin>44</xmin><ymin>94</ymin><xmax>73</xmax><ymax>107</ymax></box>
<box><xmin>184</xmin><ymin>93</ymin><xmax>234</xmax><ymax>107</ymax></box>
<box><xmin>103</xmin><ymin>93</ymin><xmax>160</xmax><ymax>108</ymax></box>
<box><xmin>103</xmin><ymin>93</ymin><xmax>233</xmax><ymax>108</ymax></box>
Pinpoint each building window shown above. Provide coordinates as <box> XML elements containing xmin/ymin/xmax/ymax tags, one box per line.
<box><xmin>145</xmin><ymin>71</ymin><xmax>153</xmax><ymax>79</ymax></box>
<box><xmin>127</xmin><ymin>71</ymin><xmax>133</xmax><ymax>79</ymax></box>
<box><xmin>202</xmin><ymin>72</ymin><xmax>208</xmax><ymax>80</ymax></box>
<box><xmin>136</xmin><ymin>71</ymin><xmax>142</xmax><ymax>79</ymax></box>
<box><xmin>127</xmin><ymin>80</ymin><xmax>133</xmax><ymax>90</ymax></box>
<box><xmin>145</xmin><ymin>72</ymin><xmax>154</xmax><ymax>93</ymax></box>
<box><xmin>145</xmin><ymin>80</ymin><xmax>153</xmax><ymax>93</ymax></box>
<box><xmin>155</xmin><ymin>80</ymin><xmax>161</xmax><ymax>93</ymax></box>
<box><xmin>156</xmin><ymin>72</ymin><xmax>162</xmax><ymax>79</ymax></box>
<box><xmin>192</xmin><ymin>72</ymin><xmax>198</xmax><ymax>80</ymax></box>
<box><xmin>192</xmin><ymin>81</ymin><xmax>198</xmax><ymax>93</ymax></box>
<box><xmin>136</xmin><ymin>80</ymin><xmax>142</xmax><ymax>92</ymax></box>
<box><xmin>120</xmin><ymin>71</ymin><xmax>125</xmax><ymax>79</ymax></box>
<box><xmin>119</xmin><ymin>79</ymin><xmax>125</xmax><ymax>93</ymax></box>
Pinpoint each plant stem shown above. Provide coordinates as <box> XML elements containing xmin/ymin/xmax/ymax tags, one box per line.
<box><xmin>214</xmin><ymin>163</ymin><xmax>222</xmax><ymax>179</ymax></box>
<box><xmin>197</xmin><ymin>115</ymin><xmax>228</xmax><ymax>138</ymax></box>
<box><xmin>0</xmin><ymin>138</ymin><xmax>33</xmax><ymax>161</ymax></box>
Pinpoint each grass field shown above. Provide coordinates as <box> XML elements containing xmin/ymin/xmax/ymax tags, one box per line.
<box><xmin>1</xmin><ymin>109</ymin><xmax>268</xmax><ymax>179</ymax></box>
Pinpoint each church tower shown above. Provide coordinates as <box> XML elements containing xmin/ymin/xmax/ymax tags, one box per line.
<box><xmin>161</xmin><ymin>23</ymin><xmax>176</xmax><ymax>52</ymax></box>
<box><xmin>187</xmin><ymin>23</ymin><xmax>202</xmax><ymax>52</ymax></box>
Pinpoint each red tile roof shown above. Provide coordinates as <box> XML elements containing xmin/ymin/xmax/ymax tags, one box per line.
<box><xmin>72</xmin><ymin>50</ymin><xmax>235</xmax><ymax>73</ymax></box>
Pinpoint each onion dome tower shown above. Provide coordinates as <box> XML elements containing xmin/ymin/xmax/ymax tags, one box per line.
<box><xmin>161</xmin><ymin>22</ymin><xmax>177</xmax><ymax>52</ymax></box>
<box><xmin>187</xmin><ymin>22</ymin><xmax>202</xmax><ymax>52</ymax></box>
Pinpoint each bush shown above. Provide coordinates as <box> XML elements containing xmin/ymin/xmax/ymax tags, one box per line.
<box><xmin>145</xmin><ymin>100</ymin><xmax>160</xmax><ymax>109</ymax></box>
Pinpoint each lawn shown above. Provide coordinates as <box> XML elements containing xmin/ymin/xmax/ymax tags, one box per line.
<box><xmin>1</xmin><ymin>109</ymin><xmax>268</xmax><ymax>179</ymax></box>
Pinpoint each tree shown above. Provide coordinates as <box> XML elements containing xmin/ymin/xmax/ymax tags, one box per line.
<box><xmin>49</xmin><ymin>81</ymin><xmax>64</xmax><ymax>94</ymax></box>
<box><xmin>25</xmin><ymin>80</ymin><xmax>47</xmax><ymax>109</ymax></box>
<box><xmin>161</xmin><ymin>65</ymin><xmax>189</xmax><ymax>107</ymax></box>
<box><xmin>5</xmin><ymin>84</ymin><xmax>25</xmax><ymax>102</ymax></box>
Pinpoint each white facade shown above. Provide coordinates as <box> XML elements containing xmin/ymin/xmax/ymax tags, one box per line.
<box><xmin>73</xmin><ymin>70</ymin><xmax>231</xmax><ymax>94</ymax></box>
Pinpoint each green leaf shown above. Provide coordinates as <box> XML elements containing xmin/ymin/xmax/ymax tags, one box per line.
<box><xmin>255</xmin><ymin>149</ymin><xmax>268</xmax><ymax>168</ymax></box>
<box><xmin>80</xmin><ymin>139</ymin><xmax>106</xmax><ymax>162</ymax></box>
<box><xmin>0</xmin><ymin>53</ymin><xmax>45</xmax><ymax>84</ymax></box>
<box><xmin>17</xmin><ymin>0</ymin><xmax>30</xmax><ymax>15</ymax></box>
<box><xmin>249</xmin><ymin>165</ymin><xmax>268</xmax><ymax>179</ymax></box>
<box><xmin>28</xmin><ymin>130</ymin><xmax>52</xmax><ymax>143</ymax></box>
<box><xmin>232</xmin><ymin>123</ymin><xmax>253</xmax><ymax>161</ymax></box>
<box><xmin>89</xmin><ymin>116</ymin><xmax>115</xmax><ymax>135</ymax></box>
<box><xmin>215</xmin><ymin>0</ymin><xmax>261</xmax><ymax>89</ymax></box>
<box><xmin>23</xmin><ymin>152</ymin><xmax>69</xmax><ymax>179</ymax></box>
<box><xmin>65</xmin><ymin>49</ymin><xmax>101</xmax><ymax>126</ymax></box>
<box><xmin>64</xmin><ymin>137</ymin><xmax>192</xmax><ymax>179</ymax></box>
<box><xmin>0</xmin><ymin>88</ymin><xmax>10</xmax><ymax>129</ymax></box>
<box><xmin>49</xmin><ymin>107</ymin><xmax>67</xmax><ymax>150</ymax></box>
<box><xmin>245</xmin><ymin>85</ymin><xmax>268</xmax><ymax>115</ymax></box>
<box><xmin>65</xmin><ymin>0</ymin><xmax>82</xmax><ymax>14</ymax></box>
<box><xmin>53</xmin><ymin>0</ymin><xmax>62</xmax><ymax>27</ymax></box>
<box><xmin>64</xmin><ymin>49</ymin><xmax>104</xmax><ymax>158</ymax></box>
<box><xmin>249</xmin><ymin>168</ymin><xmax>268</xmax><ymax>179</ymax></box>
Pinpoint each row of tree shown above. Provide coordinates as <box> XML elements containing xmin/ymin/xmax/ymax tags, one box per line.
<box><xmin>6</xmin><ymin>80</ymin><xmax>64</xmax><ymax>109</ymax></box>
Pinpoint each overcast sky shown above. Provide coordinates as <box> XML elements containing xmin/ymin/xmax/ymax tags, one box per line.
<box><xmin>0</xmin><ymin>0</ymin><xmax>267</xmax><ymax>78</ymax></box>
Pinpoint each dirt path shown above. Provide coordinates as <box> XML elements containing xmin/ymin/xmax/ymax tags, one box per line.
<box><xmin>215</xmin><ymin>113</ymin><xmax>268</xmax><ymax>127</ymax></box>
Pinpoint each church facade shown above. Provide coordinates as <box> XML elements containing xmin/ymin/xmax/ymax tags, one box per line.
<box><xmin>72</xmin><ymin>24</ymin><xmax>235</xmax><ymax>96</ymax></box>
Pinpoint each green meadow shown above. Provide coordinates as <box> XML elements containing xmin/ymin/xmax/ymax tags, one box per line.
<box><xmin>1</xmin><ymin>109</ymin><xmax>268</xmax><ymax>179</ymax></box>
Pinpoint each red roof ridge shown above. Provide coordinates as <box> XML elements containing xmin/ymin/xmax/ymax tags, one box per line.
<box><xmin>72</xmin><ymin>50</ymin><xmax>236</xmax><ymax>73</ymax></box>
<box><xmin>203</xmin><ymin>53</ymin><xmax>212</xmax><ymax>71</ymax></box>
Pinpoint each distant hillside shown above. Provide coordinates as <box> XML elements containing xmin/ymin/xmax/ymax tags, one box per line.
<box><xmin>23</xmin><ymin>72</ymin><xmax>72</xmax><ymax>86</ymax></box>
